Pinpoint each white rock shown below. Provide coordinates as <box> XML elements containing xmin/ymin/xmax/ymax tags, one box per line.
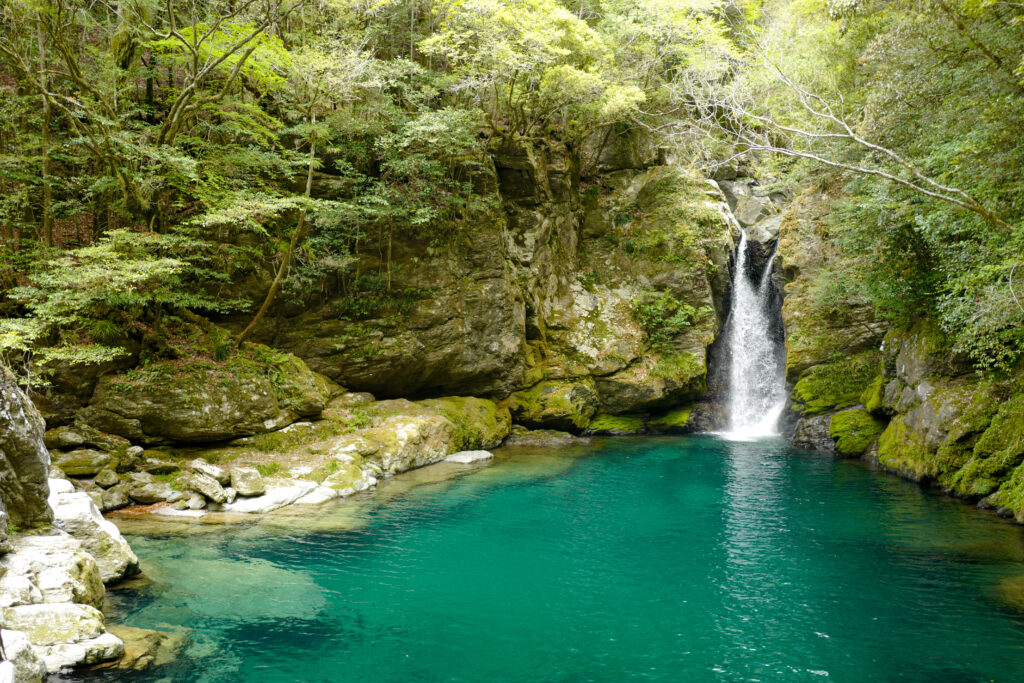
<box><xmin>46</xmin><ymin>479</ymin><xmax>74</xmax><ymax>498</ymax></box>
<box><xmin>0</xmin><ymin>571</ymin><xmax>41</xmax><ymax>608</ymax></box>
<box><xmin>185</xmin><ymin>471</ymin><xmax>227</xmax><ymax>503</ymax></box>
<box><xmin>154</xmin><ymin>508</ymin><xmax>206</xmax><ymax>519</ymax></box>
<box><xmin>221</xmin><ymin>481</ymin><xmax>317</xmax><ymax>514</ymax></box>
<box><xmin>293</xmin><ymin>486</ymin><xmax>340</xmax><ymax>506</ymax></box>
<box><xmin>444</xmin><ymin>450</ymin><xmax>494</xmax><ymax>464</ymax></box>
<box><xmin>1</xmin><ymin>535</ymin><xmax>104</xmax><ymax>607</ymax></box>
<box><xmin>0</xmin><ymin>629</ymin><xmax>45</xmax><ymax>683</ymax></box>
<box><xmin>2</xmin><ymin>603</ymin><xmax>104</xmax><ymax>645</ymax></box>
<box><xmin>48</xmin><ymin>491</ymin><xmax>139</xmax><ymax>584</ymax></box>
<box><xmin>38</xmin><ymin>632</ymin><xmax>123</xmax><ymax>673</ymax></box>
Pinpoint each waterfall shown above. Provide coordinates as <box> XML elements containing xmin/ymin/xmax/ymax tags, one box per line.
<box><xmin>723</xmin><ymin>230</ymin><xmax>787</xmax><ymax>439</ymax></box>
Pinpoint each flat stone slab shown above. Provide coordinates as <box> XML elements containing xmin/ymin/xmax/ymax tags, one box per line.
<box><xmin>444</xmin><ymin>450</ymin><xmax>494</xmax><ymax>464</ymax></box>
<box><xmin>220</xmin><ymin>481</ymin><xmax>317</xmax><ymax>514</ymax></box>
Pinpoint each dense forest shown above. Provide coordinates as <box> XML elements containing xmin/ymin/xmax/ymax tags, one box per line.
<box><xmin>0</xmin><ymin>0</ymin><xmax>1022</xmax><ymax>374</ymax></box>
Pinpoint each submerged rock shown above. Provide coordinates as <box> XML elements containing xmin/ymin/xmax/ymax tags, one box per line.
<box><xmin>445</xmin><ymin>451</ymin><xmax>494</xmax><ymax>464</ymax></box>
<box><xmin>94</xmin><ymin>624</ymin><xmax>185</xmax><ymax>672</ymax></box>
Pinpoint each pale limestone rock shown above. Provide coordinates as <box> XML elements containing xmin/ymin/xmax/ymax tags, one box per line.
<box><xmin>184</xmin><ymin>472</ymin><xmax>226</xmax><ymax>503</ymax></box>
<box><xmin>229</xmin><ymin>467</ymin><xmax>266</xmax><ymax>497</ymax></box>
<box><xmin>0</xmin><ymin>629</ymin><xmax>45</xmax><ymax>683</ymax></box>
<box><xmin>445</xmin><ymin>450</ymin><xmax>494</xmax><ymax>464</ymax></box>
<box><xmin>221</xmin><ymin>481</ymin><xmax>317</xmax><ymax>514</ymax></box>
<box><xmin>47</xmin><ymin>490</ymin><xmax>139</xmax><ymax>584</ymax></box>
<box><xmin>1</xmin><ymin>535</ymin><xmax>103</xmax><ymax>607</ymax></box>
<box><xmin>293</xmin><ymin>486</ymin><xmax>340</xmax><ymax>505</ymax></box>
<box><xmin>188</xmin><ymin>458</ymin><xmax>229</xmax><ymax>486</ymax></box>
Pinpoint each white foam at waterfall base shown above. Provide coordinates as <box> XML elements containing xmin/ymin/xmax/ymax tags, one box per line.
<box><xmin>721</xmin><ymin>230</ymin><xmax>787</xmax><ymax>441</ymax></box>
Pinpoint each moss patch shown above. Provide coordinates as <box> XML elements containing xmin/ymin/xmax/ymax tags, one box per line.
<box><xmin>876</xmin><ymin>417</ymin><xmax>934</xmax><ymax>481</ymax></box>
<box><xmin>585</xmin><ymin>414</ymin><xmax>646</xmax><ymax>435</ymax></box>
<box><xmin>792</xmin><ymin>351</ymin><xmax>883</xmax><ymax>416</ymax></box>
<box><xmin>417</xmin><ymin>397</ymin><xmax>512</xmax><ymax>450</ymax></box>
<box><xmin>828</xmin><ymin>408</ymin><xmax>886</xmax><ymax>457</ymax></box>
<box><xmin>649</xmin><ymin>407</ymin><xmax>693</xmax><ymax>433</ymax></box>
<box><xmin>859</xmin><ymin>372</ymin><xmax>886</xmax><ymax>415</ymax></box>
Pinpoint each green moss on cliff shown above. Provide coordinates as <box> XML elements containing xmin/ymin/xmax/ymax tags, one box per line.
<box><xmin>585</xmin><ymin>414</ymin><xmax>646</xmax><ymax>435</ymax></box>
<box><xmin>947</xmin><ymin>395</ymin><xmax>1024</xmax><ymax>498</ymax></box>
<box><xmin>877</xmin><ymin>417</ymin><xmax>935</xmax><ymax>480</ymax></box>
<box><xmin>792</xmin><ymin>351</ymin><xmax>882</xmax><ymax>416</ymax></box>
<box><xmin>649</xmin><ymin>407</ymin><xmax>693</xmax><ymax>433</ymax></box>
<box><xmin>859</xmin><ymin>371</ymin><xmax>886</xmax><ymax>415</ymax></box>
<box><xmin>829</xmin><ymin>408</ymin><xmax>886</xmax><ymax>457</ymax></box>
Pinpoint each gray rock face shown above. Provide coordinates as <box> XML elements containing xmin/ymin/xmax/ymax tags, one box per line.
<box><xmin>0</xmin><ymin>367</ymin><xmax>54</xmax><ymax>542</ymax></box>
<box><xmin>791</xmin><ymin>415</ymin><xmax>836</xmax><ymax>454</ymax></box>
<box><xmin>271</xmin><ymin>147</ymin><xmax>732</xmax><ymax>428</ymax></box>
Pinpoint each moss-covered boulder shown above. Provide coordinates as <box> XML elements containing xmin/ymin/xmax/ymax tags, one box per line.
<box><xmin>791</xmin><ymin>351</ymin><xmax>883</xmax><ymax>416</ymax></box>
<box><xmin>77</xmin><ymin>344</ymin><xmax>335</xmax><ymax>444</ymax></box>
<box><xmin>829</xmin><ymin>408</ymin><xmax>886</xmax><ymax>457</ymax></box>
<box><xmin>504</xmin><ymin>380</ymin><xmax>599</xmax><ymax>432</ymax></box>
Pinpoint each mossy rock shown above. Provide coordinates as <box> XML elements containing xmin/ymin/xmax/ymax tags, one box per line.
<box><xmin>504</xmin><ymin>380</ymin><xmax>598</xmax><ymax>432</ymax></box>
<box><xmin>876</xmin><ymin>417</ymin><xmax>935</xmax><ymax>482</ymax></box>
<box><xmin>79</xmin><ymin>343</ymin><xmax>334</xmax><ymax>443</ymax></box>
<box><xmin>953</xmin><ymin>395</ymin><xmax>1024</xmax><ymax>503</ymax></box>
<box><xmin>828</xmin><ymin>408</ymin><xmax>886</xmax><ymax>457</ymax></box>
<box><xmin>417</xmin><ymin>397</ymin><xmax>512</xmax><ymax>450</ymax></box>
<box><xmin>791</xmin><ymin>351</ymin><xmax>883</xmax><ymax>416</ymax></box>
<box><xmin>648</xmin><ymin>407</ymin><xmax>693</xmax><ymax>433</ymax></box>
<box><xmin>859</xmin><ymin>372</ymin><xmax>886</xmax><ymax>415</ymax></box>
<box><xmin>585</xmin><ymin>414</ymin><xmax>646</xmax><ymax>436</ymax></box>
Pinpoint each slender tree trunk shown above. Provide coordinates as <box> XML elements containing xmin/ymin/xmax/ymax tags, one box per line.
<box><xmin>236</xmin><ymin>113</ymin><xmax>318</xmax><ymax>347</ymax></box>
<box><xmin>36</xmin><ymin>19</ymin><xmax>53</xmax><ymax>247</ymax></box>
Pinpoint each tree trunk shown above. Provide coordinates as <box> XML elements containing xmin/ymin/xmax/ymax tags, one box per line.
<box><xmin>236</xmin><ymin>113</ymin><xmax>318</xmax><ymax>347</ymax></box>
<box><xmin>36</xmin><ymin>20</ymin><xmax>53</xmax><ymax>248</ymax></box>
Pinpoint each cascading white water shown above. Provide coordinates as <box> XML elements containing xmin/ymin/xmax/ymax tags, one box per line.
<box><xmin>723</xmin><ymin>230</ymin><xmax>787</xmax><ymax>439</ymax></box>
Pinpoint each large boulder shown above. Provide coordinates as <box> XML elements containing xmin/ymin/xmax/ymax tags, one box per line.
<box><xmin>0</xmin><ymin>367</ymin><xmax>54</xmax><ymax>547</ymax></box>
<box><xmin>47</xmin><ymin>487</ymin><xmax>139</xmax><ymax>584</ymax></box>
<box><xmin>77</xmin><ymin>344</ymin><xmax>334</xmax><ymax>443</ymax></box>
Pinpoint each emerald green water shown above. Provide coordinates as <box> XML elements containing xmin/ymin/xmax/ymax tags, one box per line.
<box><xmin>88</xmin><ymin>436</ymin><xmax>1024</xmax><ymax>682</ymax></box>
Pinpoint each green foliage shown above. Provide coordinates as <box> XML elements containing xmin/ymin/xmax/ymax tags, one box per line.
<box><xmin>630</xmin><ymin>291</ymin><xmax>711</xmax><ymax>350</ymax></box>
<box><xmin>255</xmin><ymin>462</ymin><xmax>285</xmax><ymax>478</ymax></box>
